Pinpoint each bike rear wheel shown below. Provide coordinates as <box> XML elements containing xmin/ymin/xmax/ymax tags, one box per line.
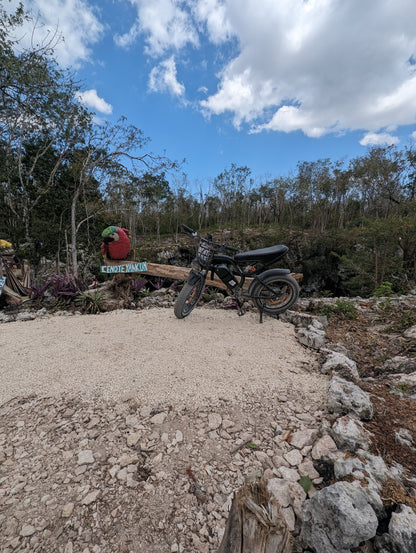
<box><xmin>250</xmin><ymin>274</ymin><xmax>299</xmax><ymax>315</ymax></box>
<box><xmin>174</xmin><ymin>276</ymin><xmax>205</xmax><ymax>319</ymax></box>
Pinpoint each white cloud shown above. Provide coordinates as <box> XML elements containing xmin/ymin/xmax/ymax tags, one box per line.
<box><xmin>197</xmin><ymin>0</ymin><xmax>416</xmax><ymax>138</ymax></box>
<box><xmin>114</xmin><ymin>22</ymin><xmax>140</xmax><ymax>49</ymax></box>
<box><xmin>411</xmin><ymin>131</ymin><xmax>416</xmax><ymax>141</ymax></box>
<box><xmin>253</xmin><ymin>106</ymin><xmax>327</xmax><ymax>138</ymax></box>
<box><xmin>14</xmin><ymin>0</ymin><xmax>416</xmax><ymax>142</ymax></box>
<box><xmin>192</xmin><ymin>0</ymin><xmax>234</xmax><ymax>44</ymax></box>
<box><xmin>118</xmin><ymin>0</ymin><xmax>198</xmax><ymax>56</ymax></box>
<box><xmin>120</xmin><ymin>0</ymin><xmax>416</xmax><ymax>139</ymax></box>
<box><xmin>76</xmin><ymin>89</ymin><xmax>113</xmax><ymax>114</ymax></box>
<box><xmin>360</xmin><ymin>132</ymin><xmax>400</xmax><ymax>147</ymax></box>
<box><xmin>149</xmin><ymin>56</ymin><xmax>185</xmax><ymax>97</ymax></box>
<box><xmin>8</xmin><ymin>0</ymin><xmax>105</xmax><ymax>67</ymax></box>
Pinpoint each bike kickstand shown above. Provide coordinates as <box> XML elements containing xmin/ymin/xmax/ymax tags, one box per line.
<box><xmin>236</xmin><ymin>298</ymin><xmax>245</xmax><ymax>316</ymax></box>
<box><xmin>259</xmin><ymin>309</ymin><xmax>264</xmax><ymax>323</ymax></box>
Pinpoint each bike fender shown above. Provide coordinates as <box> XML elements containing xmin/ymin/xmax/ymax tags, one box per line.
<box><xmin>247</xmin><ymin>268</ymin><xmax>290</xmax><ymax>295</ymax></box>
<box><xmin>257</xmin><ymin>268</ymin><xmax>290</xmax><ymax>278</ymax></box>
<box><xmin>187</xmin><ymin>271</ymin><xmax>204</xmax><ymax>285</ymax></box>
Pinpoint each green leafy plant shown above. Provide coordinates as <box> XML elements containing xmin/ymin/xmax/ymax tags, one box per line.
<box><xmin>375</xmin><ymin>281</ymin><xmax>393</xmax><ymax>297</ymax></box>
<box><xmin>299</xmin><ymin>476</ymin><xmax>312</xmax><ymax>494</ymax></box>
<box><xmin>75</xmin><ymin>290</ymin><xmax>106</xmax><ymax>314</ymax></box>
<box><xmin>202</xmin><ymin>287</ymin><xmax>221</xmax><ymax>302</ymax></box>
<box><xmin>318</xmin><ymin>300</ymin><xmax>358</xmax><ymax>320</ymax></box>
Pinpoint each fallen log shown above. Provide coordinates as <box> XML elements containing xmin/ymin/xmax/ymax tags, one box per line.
<box><xmin>144</xmin><ymin>263</ymin><xmax>232</xmax><ymax>291</ymax></box>
<box><xmin>103</xmin><ymin>259</ymin><xmax>302</xmax><ymax>292</ymax></box>
<box><xmin>218</xmin><ymin>481</ymin><xmax>293</xmax><ymax>553</ymax></box>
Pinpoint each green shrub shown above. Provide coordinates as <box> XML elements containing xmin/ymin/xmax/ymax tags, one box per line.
<box><xmin>375</xmin><ymin>281</ymin><xmax>393</xmax><ymax>297</ymax></box>
<box><xmin>318</xmin><ymin>300</ymin><xmax>358</xmax><ymax>320</ymax></box>
<box><xmin>76</xmin><ymin>290</ymin><xmax>106</xmax><ymax>314</ymax></box>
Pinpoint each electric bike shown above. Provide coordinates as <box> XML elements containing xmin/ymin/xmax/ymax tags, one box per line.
<box><xmin>174</xmin><ymin>225</ymin><xmax>299</xmax><ymax>322</ymax></box>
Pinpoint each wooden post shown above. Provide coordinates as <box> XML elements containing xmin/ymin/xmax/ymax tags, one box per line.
<box><xmin>218</xmin><ymin>481</ymin><xmax>293</xmax><ymax>553</ymax></box>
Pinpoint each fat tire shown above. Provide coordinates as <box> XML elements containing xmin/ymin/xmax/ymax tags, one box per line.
<box><xmin>174</xmin><ymin>277</ymin><xmax>205</xmax><ymax>319</ymax></box>
<box><xmin>251</xmin><ymin>274</ymin><xmax>299</xmax><ymax>316</ymax></box>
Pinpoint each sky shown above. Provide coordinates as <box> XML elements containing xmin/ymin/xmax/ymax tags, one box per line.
<box><xmin>6</xmin><ymin>0</ymin><xmax>416</xmax><ymax>189</ymax></box>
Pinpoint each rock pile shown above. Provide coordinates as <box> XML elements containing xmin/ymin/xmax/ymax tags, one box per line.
<box><xmin>1</xmin><ymin>389</ymin><xmax>329</xmax><ymax>552</ymax></box>
<box><xmin>283</xmin><ymin>307</ymin><xmax>416</xmax><ymax>553</ymax></box>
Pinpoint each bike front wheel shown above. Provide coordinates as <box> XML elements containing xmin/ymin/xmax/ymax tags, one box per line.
<box><xmin>250</xmin><ymin>274</ymin><xmax>299</xmax><ymax>316</ymax></box>
<box><xmin>174</xmin><ymin>276</ymin><xmax>206</xmax><ymax>319</ymax></box>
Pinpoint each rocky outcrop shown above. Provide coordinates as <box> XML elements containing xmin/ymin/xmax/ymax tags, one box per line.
<box><xmin>320</xmin><ymin>350</ymin><xmax>360</xmax><ymax>382</ymax></box>
<box><xmin>388</xmin><ymin>505</ymin><xmax>416</xmax><ymax>553</ymax></box>
<box><xmin>327</xmin><ymin>376</ymin><xmax>374</xmax><ymax>420</ymax></box>
<box><xmin>284</xmin><ymin>307</ymin><xmax>416</xmax><ymax>553</ymax></box>
<box><xmin>301</xmin><ymin>481</ymin><xmax>378</xmax><ymax>553</ymax></box>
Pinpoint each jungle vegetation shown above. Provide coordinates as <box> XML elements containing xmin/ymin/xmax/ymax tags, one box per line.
<box><xmin>1</xmin><ymin>2</ymin><xmax>416</xmax><ymax>297</ymax></box>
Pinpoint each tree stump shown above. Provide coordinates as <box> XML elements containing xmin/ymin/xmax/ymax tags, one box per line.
<box><xmin>218</xmin><ymin>481</ymin><xmax>293</xmax><ymax>553</ymax></box>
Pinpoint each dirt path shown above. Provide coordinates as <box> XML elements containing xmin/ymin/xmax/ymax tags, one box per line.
<box><xmin>0</xmin><ymin>308</ymin><xmax>325</xmax><ymax>407</ymax></box>
<box><xmin>0</xmin><ymin>307</ymin><xmax>331</xmax><ymax>552</ymax></box>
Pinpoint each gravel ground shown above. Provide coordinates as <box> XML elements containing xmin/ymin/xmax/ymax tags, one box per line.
<box><xmin>0</xmin><ymin>308</ymin><xmax>326</xmax><ymax>407</ymax></box>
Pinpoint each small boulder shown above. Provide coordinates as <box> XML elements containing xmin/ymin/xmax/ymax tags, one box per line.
<box><xmin>389</xmin><ymin>504</ymin><xmax>416</xmax><ymax>553</ymax></box>
<box><xmin>331</xmin><ymin>415</ymin><xmax>371</xmax><ymax>452</ymax></box>
<box><xmin>327</xmin><ymin>376</ymin><xmax>374</xmax><ymax>420</ymax></box>
<box><xmin>321</xmin><ymin>351</ymin><xmax>360</xmax><ymax>382</ymax></box>
<box><xmin>301</xmin><ymin>481</ymin><xmax>378</xmax><ymax>553</ymax></box>
<box><xmin>296</xmin><ymin>327</ymin><xmax>326</xmax><ymax>350</ymax></box>
<box><xmin>382</xmin><ymin>356</ymin><xmax>416</xmax><ymax>375</ymax></box>
<box><xmin>403</xmin><ymin>326</ymin><xmax>416</xmax><ymax>340</ymax></box>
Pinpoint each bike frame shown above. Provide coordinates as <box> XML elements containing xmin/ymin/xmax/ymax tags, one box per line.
<box><xmin>190</xmin><ymin>248</ymin><xmax>291</xmax><ymax>321</ymax></box>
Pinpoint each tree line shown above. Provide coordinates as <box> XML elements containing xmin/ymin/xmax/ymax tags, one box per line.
<box><xmin>1</xmin><ymin>2</ymin><xmax>415</xmax><ymax>297</ymax></box>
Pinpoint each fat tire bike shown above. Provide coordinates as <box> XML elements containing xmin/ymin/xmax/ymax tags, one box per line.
<box><xmin>174</xmin><ymin>225</ymin><xmax>300</xmax><ymax>323</ymax></box>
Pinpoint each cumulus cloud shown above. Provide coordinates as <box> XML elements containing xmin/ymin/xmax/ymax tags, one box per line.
<box><xmin>360</xmin><ymin>132</ymin><xmax>400</xmax><ymax>147</ymax></box>
<box><xmin>192</xmin><ymin>0</ymin><xmax>234</xmax><ymax>44</ymax></box>
<box><xmin>118</xmin><ymin>0</ymin><xmax>416</xmax><ymax>140</ymax></box>
<box><xmin>199</xmin><ymin>0</ymin><xmax>416</xmax><ymax>138</ymax></box>
<box><xmin>148</xmin><ymin>56</ymin><xmax>185</xmax><ymax>97</ymax></box>
<box><xmin>15</xmin><ymin>0</ymin><xmax>416</xmax><ymax>142</ymax></box>
<box><xmin>118</xmin><ymin>0</ymin><xmax>198</xmax><ymax>56</ymax></box>
<box><xmin>114</xmin><ymin>22</ymin><xmax>141</xmax><ymax>49</ymax></box>
<box><xmin>76</xmin><ymin>89</ymin><xmax>113</xmax><ymax>114</ymax></box>
<box><xmin>8</xmin><ymin>0</ymin><xmax>105</xmax><ymax>67</ymax></box>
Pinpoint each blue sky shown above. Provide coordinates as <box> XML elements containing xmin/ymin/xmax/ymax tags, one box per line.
<box><xmin>8</xmin><ymin>0</ymin><xmax>416</xmax><ymax>189</ymax></box>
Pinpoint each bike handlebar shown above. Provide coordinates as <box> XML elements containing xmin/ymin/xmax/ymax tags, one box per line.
<box><xmin>180</xmin><ymin>223</ymin><xmax>239</xmax><ymax>253</ymax></box>
<box><xmin>181</xmin><ymin>224</ymin><xmax>196</xmax><ymax>236</ymax></box>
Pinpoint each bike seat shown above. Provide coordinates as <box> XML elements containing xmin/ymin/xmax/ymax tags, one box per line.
<box><xmin>234</xmin><ymin>244</ymin><xmax>289</xmax><ymax>263</ymax></box>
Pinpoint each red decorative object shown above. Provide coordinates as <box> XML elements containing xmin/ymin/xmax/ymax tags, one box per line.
<box><xmin>101</xmin><ymin>226</ymin><xmax>131</xmax><ymax>260</ymax></box>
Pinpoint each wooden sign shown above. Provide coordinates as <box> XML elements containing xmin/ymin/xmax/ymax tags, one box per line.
<box><xmin>100</xmin><ymin>261</ymin><xmax>148</xmax><ymax>274</ymax></box>
<box><xmin>0</xmin><ymin>276</ymin><xmax>5</xmax><ymax>296</ymax></box>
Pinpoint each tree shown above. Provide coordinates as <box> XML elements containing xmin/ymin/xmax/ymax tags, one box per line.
<box><xmin>0</xmin><ymin>1</ymin><xmax>93</xmax><ymax>246</ymax></box>
<box><xmin>69</xmin><ymin>118</ymin><xmax>176</xmax><ymax>274</ymax></box>
<box><xmin>213</xmin><ymin>164</ymin><xmax>251</xmax><ymax>226</ymax></box>
<box><xmin>139</xmin><ymin>171</ymin><xmax>172</xmax><ymax>240</ymax></box>
<box><xmin>404</xmin><ymin>146</ymin><xmax>416</xmax><ymax>202</ymax></box>
<box><xmin>349</xmin><ymin>146</ymin><xmax>405</xmax><ymax>219</ymax></box>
